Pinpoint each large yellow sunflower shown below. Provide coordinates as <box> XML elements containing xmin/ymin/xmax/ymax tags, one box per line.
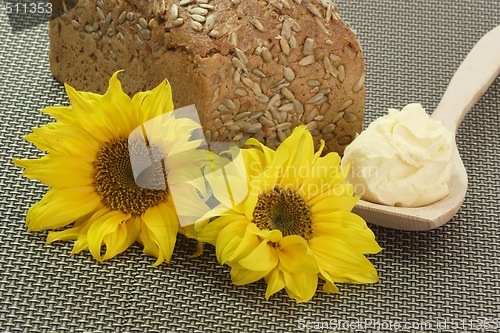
<box><xmin>14</xmin><ymin>71</ymin><xmax>205</xmax><ymax>266</ymax></box>
<box><xmin>198</xmin><ymin>126</ymin><xmax>382</xmax><ymax>302</ymax></box>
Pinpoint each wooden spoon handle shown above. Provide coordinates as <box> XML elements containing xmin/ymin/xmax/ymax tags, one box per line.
<box><xmin>431</xmin><ymin>25</ymin><xmax>500</xmax><ymax>133</ymax></box>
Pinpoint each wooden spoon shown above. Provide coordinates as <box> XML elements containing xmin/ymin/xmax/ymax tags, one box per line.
<box><xmin>352</xmin><ymin>25</ymin><xmax>500</xmax><ymax>231</ymax></box>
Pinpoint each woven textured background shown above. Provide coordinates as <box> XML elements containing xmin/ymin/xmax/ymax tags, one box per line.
<box><xmin>1</xmin><ymin>1</ymin><xmax>499</xmax><ymax>332</ymax></box>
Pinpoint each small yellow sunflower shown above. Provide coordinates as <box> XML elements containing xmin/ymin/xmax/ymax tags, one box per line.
<box><xmin>14</xmin><ymin>71</ymin><xmax>205</xmax><ymax>266</ymax></box>
<box><xmin>198</xmin><ymin>126</ymin><xmax>382</xmax><ymax>302</ymax></box>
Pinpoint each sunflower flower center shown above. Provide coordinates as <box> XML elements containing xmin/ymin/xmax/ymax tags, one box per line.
<box><xmin>252</xmin><ymin>186</ymin><xmax>313</xmax><ymax>240</ymax></box>
<box><xmin>94</xmin><ymin>138</ymin><xmax>168</xmax><ymax>216</ymax></box>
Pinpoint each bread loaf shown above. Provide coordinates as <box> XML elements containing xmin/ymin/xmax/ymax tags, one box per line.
<box><xmin>49</xmin><ymin>0</ymin><xmax>365</xmax><ymax>154</ymax></box>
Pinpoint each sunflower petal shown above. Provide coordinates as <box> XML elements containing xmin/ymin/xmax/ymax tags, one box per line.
<box><xmin>264</xmin><ymin>267</ymin><xmax>286</xmax><ymax>300</ymax></box>
<box><xmin>46</xmin><ymin>227</ymin><xmax>82</xmax><ymax>244</ymax></box>
<box><xmin>309</xmin><ymin>236</ymin><xmax>380</xmax><ymax>284</ymax></box>
<box><xmin>168</xmin><ymin>183</ymin><xmax>211</xmax><ymax>223</ymax></box>
<box><xmin>322</xmin><ymin>280</ymin><xmax>340</xmax><ymax>293</ymax></box>
<box><xmin>149</xmin><ymin>119</ymin><xmax>203</xmax><ymax>158</ymax></box>
<box><xmin>238</xmin><ymin>239</ymin><xmax>279</xmax><ymax>271</ymax></box>
<box><xmin>102</xmin><ymin>217</ymin><xmax>141</xmax><ymax>261</ymax></box>
<box><xmin>86</xmin><ymin>210</ymin><xmax>131</xmax><ymax>262</ymax></box>
<box><xmin>241</xmin><ymin>182</ymin><xmax>261</xmax><ymax>221</ymax></box>
<box><xmin>178</xmin><ymin>220</ymin><xmax>206</xmax><ymax>240</ymax></box>
<box><xmin>140</xmin><ymin>202</ymin><xmax>179</xmax><ymax>265</ymax></box>
<box><xmin>299</xmin><ymin>162</ymin><xmax>346</xmax><ymax>201</ymax></box>
<box><xmin>229</xmin><ymin>225</ymin><xmax>261</xmax><ymax>263</ymax></box>
<box><xmin>196</xmin><ymin>215</ymin><xmax>241</xmax><ymax>245</ymax></box>
<box><xmin>313</xmin><ymin>210</ymin><xmax>368</xmax><ymax>230</ymax></box>
<box><xmin>283</xmin><ymin>271</ymin><xmax>318</xmax><ymax>303</ymax></box>
<box><xmin>70</xmin><ymin>209</ymin><xmax>109</xmax><ymax>254</ymax></box>
<box><xmin>215</xmin><ymin>219</ymin><xmax>249</xmax><ymax>264</ymax></box>
<box><xmin>15</xmin><ymin>155</ymin><xmax>94</xmax><ymax>188</ymax></box>
<box><xmin>279</xmin><ymin>126</ymin><xmax>314</xmax><ymax>187</ymax></box>
<box><xmin>230</xmin><ymin>266</ymin><xmax>272</xmax><ymax>286</ymax></box>
<box><xmin>309</xmin><ymin>195</ymin><xmax>359</xmax><ymax>214</ymax></box>
<box><xmin>314</xmin><ymin>149</ymin><xmax>341</xmax><ymax>171</ymax></box>
<box><xmin>138</xmin><ymin>224</ymin><xmax>161</xmax><ymax>264</ymax></box>
<box><xmin>317</xmin><ymin>270</ymin><xmax>340</xmax><ymax>293</ymax></box>
<box><xmin>65</xmin><ymin>83</ymin><xmax>114</xmax><ymax>142</ymax></box>
<box><xmin>278</xmin><ymin>235</ymin><xmax>318</xmax><ymax>274</ymax></box>
<box><xmin>244</xmin><ymin>138</ymin><xmax>275</xmax><ymax>167</ymax></box>
<box><xmin>100</xmin><ymin>71</ymin><xmax>137</xmax><ymax>137</ymax></box>
<box><xmin>26</xmin><ymin>187</ymin><xmax>101</xmax><ymax>231</ymax></box>
<box><xmin>42</xmin><ymin>105</ymin><xmax>74</xmax><ymax>122</ymax></box>
<box><xmin>312</xmin><ymin>139</ymin><xmax>326</xmax><ymax>163</ymax></box>
<box><xmin>71</xmin><ymin>239</ymin><xmax>89</xmax><ymax>255</ymax></box>
<box><xmin>27</xmin><ymin>124</ymin><xmax>100</xmax><ymax>160</ymax></box>
<box><xmin>312</xmin><ymin>224</ymin><xmax>382</xmax><ymax>255</ymax></box>
<box><xmin>247</xmin><ymin>224</ymin><xmax>283</xmax><ymax>243</ymax></box>
<box><xmin>132</xmin><ymin>79</ymin><xmax>174</xmax><ymax>122</ymax></box>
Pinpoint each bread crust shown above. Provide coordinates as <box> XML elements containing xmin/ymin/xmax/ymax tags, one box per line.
<box><xmin>49</xmin><ymin>0</ymin><xmax>366</xmax><ymax>154</ymax></box>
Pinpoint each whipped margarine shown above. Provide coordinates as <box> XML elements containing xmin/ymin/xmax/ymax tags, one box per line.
<box><xmin>340</xmin><ymin>103</ymin><xmax>454</xmax><ymax>207</ymax></box>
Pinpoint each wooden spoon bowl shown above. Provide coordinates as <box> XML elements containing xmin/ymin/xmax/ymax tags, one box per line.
<box><xmin>353</xmin><ymin>25</ymin><xmax>500</xmax><ymax>231</ymax></box>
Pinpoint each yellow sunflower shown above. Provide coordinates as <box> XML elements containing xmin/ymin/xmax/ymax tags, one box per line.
<box><xmin>198</xmin><ymin>126</ymin><xmax>382</xmax><ymax>302</ymax></box>
<box><xmin>14</xmin><ymin>71</ymin><xmax>206</xmax><ymax>266</ymax></box>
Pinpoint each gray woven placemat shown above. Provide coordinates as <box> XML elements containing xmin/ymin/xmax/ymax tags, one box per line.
<box><xmin>1</xmin><ymin>1</ymin><xmax>499</xmax><ymax>332</ymax></box>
